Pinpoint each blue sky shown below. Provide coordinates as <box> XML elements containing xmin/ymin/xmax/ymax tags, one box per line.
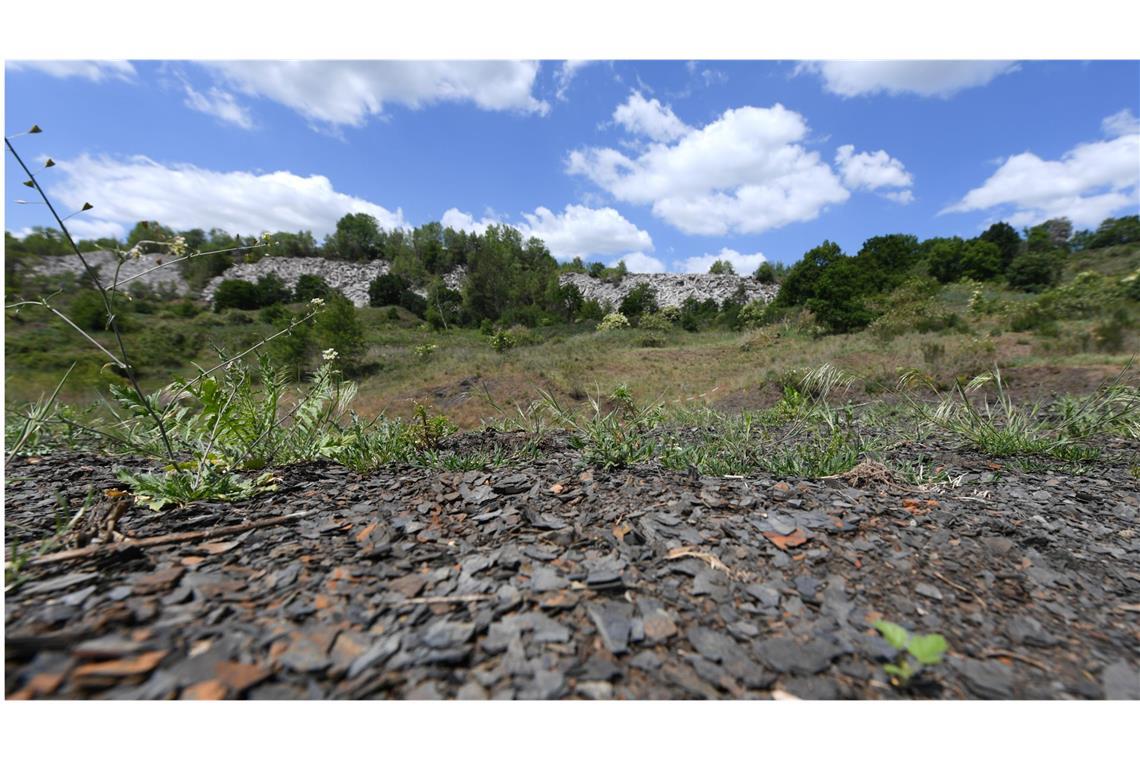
<box><xmin>5</xmin><ymin>60</ymin><xmax>1139</xmax><ymax>272</ymax></box>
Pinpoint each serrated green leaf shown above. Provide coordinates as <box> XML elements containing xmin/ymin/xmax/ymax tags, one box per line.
<box><xmin>907</xmin><ymin>633</ymin><xmax>948</xmax><ymax>665</ymax></box>
<box><xmin>873</xmin><ymin>619</ymin><xmax>910</xmax><ymax>650</ymax></box>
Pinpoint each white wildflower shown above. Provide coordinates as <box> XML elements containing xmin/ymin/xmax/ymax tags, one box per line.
<box><xmin>322</xmin><ymin>348</ymin><xmax>339</xmax><ymax>362</ymax></box>
<box><xmin>310</xmin><ymin>297</ymin><xmax>326</xmax><ymax>308</ymax></box>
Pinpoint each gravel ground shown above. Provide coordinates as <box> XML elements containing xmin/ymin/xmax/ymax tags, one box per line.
<box><xmin>5</xmin><ymin>435</ymin><xmax>1139</xmax><ymax>700</ymax></box>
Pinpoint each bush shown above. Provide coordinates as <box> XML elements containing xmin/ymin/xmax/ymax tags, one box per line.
<box><xmin>1008</xmin><ymin>249</ymin><xmax>1064</xmax><ymax>292</ymax></box>
<box><xmin>314</xmin><ymin>293</ymin><xmax>366</xmax><ymax>374</ymax></box>
<box><xmin>618</xmin><ymin>282</ymin><xmax>659</xmax><ymax>324</ymax></box>
<box><xmin>489</xmin><ymin>329</ymin><xmax>515</xmax><ymax>353</ymax></box>
<box><xmin>399</xmin><ymin>290</ymin><xmax>427</xmax><ymax>319</ymax></box>
<box><xmin>637</xmin><ymin>312</ymin><xmax>672</xmax><ymax>331</ymax></box>
<box><xmin>213</xmin><ymin>279</ymin><xmax>261</xmax><ymax>311</ymax></box>
<box><xmin>254</xmin><ymin>274</ymin><xmax>291</xmax><ymax>307</ymax></box>
<box><xmin>597</xmin><ymin>312</ymin><xmax>631</xmax><ymax>331</ymax></box>
<box><xmin>753</xmin><ymin>262</ymin><xmax>777</xmax><ymax>284</ymax></box>
<box><xmin>293</xmin><ymin>274</ymin><xmax>331</xmax><ymax>303</ymax></box>
<box><xmin>708</xmin><ymin>260</ymin><xmax>736</xmax><ymax>275</ymax></box>
<box><xmin>368</xmin><ymin>273</ymin><xmax>408</xmax><ymax>308</ymax></box>
<box><xmin>959</xmin><ymin>240</ymin><xmax>1003</xmax><ymax>281</ymax></box>
<box><xmin>69</xmin><ymin>289</ymin><xmax>109</xmax><ymax>332</ymax></box>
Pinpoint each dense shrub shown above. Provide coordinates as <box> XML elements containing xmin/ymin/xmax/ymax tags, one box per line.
<box><xmin>69</xmin><ymin>290</ymin><xmax>109</xmax><ymax>331</ymax></box>
<box><xmin>708</xmin><ymin>260</ymin><xmax>735</xmax><ymax>275</ymax></box>
<box><xmin>368</xmin><ymin>273</ymin><xmax>408</xmax><ymax>308</ymax></box>
<box><xmin>254</xmin><ymin>274</ymin><xmax>291</xmax><ymax>307</ymax></box>
<box><xmin>314</xmin><ymin>293</ymin><xmax>366</xmax><ymax>375</ymax></box>
<box><xmin>293</xmin><ymin>274</ymin><xmax>331</xmax><ymax>303</ymax></box>
<box><xmin>618</xmin><ymin>282</ymin><xmax>659</xmax><ymax>325</ymax></box>
<box><xmin>213</xmin><ymin>279</ymin><xmax>261</xmax><ymax>311</ymax></box>
<box><xmin>597</xmin><ymin>313</ymin><xmax>630</xmax><ymax>331</ymax></box>
<box><xmin>1007</xmin><ymin>249</ymin><xmax>1064</xmax><ymax>292</ymax></box>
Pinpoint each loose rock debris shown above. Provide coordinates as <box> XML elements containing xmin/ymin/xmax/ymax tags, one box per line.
<box><xmin>5</xmin><ymin>442</ymin><xmax>1139</xmax><ymax>700</ymax></box>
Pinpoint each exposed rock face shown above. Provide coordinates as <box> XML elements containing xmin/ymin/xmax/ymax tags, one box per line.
<box><xmin>200</xmin><ymin>258</ymin><xmax>468</xmax><ymax>307</ymax></box>
<box><xmin>24</xmin><ymin>253</ymin><xmax>780</xmax><ymax>309</ymax></box>
<box><xmin>201</xmin><ymin>258</ymin><xmax>391</xmax><ymax>307</ymax></box>
<box><xmin>559</xmin><ymin>272</ymin><xmax>779</xmax><ymax>309</ymax></box>
<box><xmin>22</xmin><ymin>251</ymin><xmax>192</xmax><ymax>295</ymax></box>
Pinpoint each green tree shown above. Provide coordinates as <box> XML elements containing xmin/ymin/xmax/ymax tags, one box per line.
<box><xmin>314</xmin><ymin>293</ymin><xmax>366</xmax><ymax>374</ymax></box>
<box><xmin>979</xmin><ymin>221</ymin><xmax>1022</xmax><ymax>269</ymax></box>
<box><xmin>709</xmin><ymin>260</ymin><xmax>736</xmax><ymax>275</ymax></box>
<box><xmin>753</xmin><ymin>262</ymin><xmax>777</xmax><ymax>283</ymax></box>
<box><xmin>959</xmin><ymin>240</ymin><xmax>1003</xmax><ymax>281</ymax></box>
<box><xmin>293</xmin><ymin>274</ymin><xmax>331</xmax><ymax>303</ymax></box>
<box><xmin>368</xmin><ymin>273</ymin><xmax>409</xmax><ymax>307</ymax></box>
<box><xmin>855</xmin><ymin>234</ymin><xmax>920</xmax><ymax>292</ymax></box>
<box><xmin>254</xmin><ymin>274</ymin><xmax>291</xmax><ymax>307</ymax></box>
<box><xmin>213</xmin><ymin>280</ymin><xmax>261</xmax><ymax>311</ymax></box>
<box><xmin>619</xmin><ymin>282</ymin><xmax>659</xmax><ymax>325</ymax></box>
<box><xmin>806</xmin><ymin>257</ymin><xmax>877</xmax><ymax>333</ymax></box>
<box><xmin>773</xmin><ymin>241</ymin><xmax>845</xmax><ymax>307</ymax></box>
<box><xmin>327</xmin><ymin>213</ymin><xmax>384</xmax><ymax>261</ymax></box>
<box><xmin>1007</xmin><ymin>250</ymin><xmax>1064</xmax><ymax>292</ymax></box>
<box><xmin>924</xmin><ymin>237</ymin><xmax>966</xmax><ymax>284</ymax></box>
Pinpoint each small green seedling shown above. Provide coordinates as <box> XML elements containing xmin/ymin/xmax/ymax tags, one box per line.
<box><xmin>874</xmin><ymin>619</ymin><xmax>948</xmax><ymax>686</ymax></box>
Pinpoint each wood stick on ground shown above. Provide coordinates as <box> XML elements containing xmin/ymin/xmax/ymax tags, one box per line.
<box><xmin>981</xmin><ymin>649</ymin><xmax>1050</xmax><ymax>672</ymax></box>
<box><xmin>22</xmin><ymin>509</ymin><xmax>316</xmax><ymax>567</ymax></box>
<box><xmin>399</xmin><ymin>594</ymin><xmax>496</xmax><ymax>605</ymax></box>
<box><xmin>932</xmin><ymin>570</ymin><xmax>987</xmax><ymax>609</ymax></box>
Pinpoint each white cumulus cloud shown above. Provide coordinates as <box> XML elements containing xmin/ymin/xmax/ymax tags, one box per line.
<box><xmin>441</xmin><ymin>208</ymin><xmax>498</xmax><ymax>236</ymax></box>
<box><xmin>182</xmin><ymin>84</ymin><xmax>254</xmax><ymax>129</ymax></box>
<box><xmin>679</xmin><ymin>247</ymin><xmax>768</xmax><ymax>274</ymax></box>
<box><xmin>47</xmin><ymin>154</ymin><xmax>405</xmax><ymax>240</ymax></box>
<box><xmin>799</xmin><ymin>61</ymin><xmax>1017</xmax><ymax>98</ymax></box>
<box><xmin>834</xmin><ymin>144</ymin><xmax>913</xmax><ymax>190</ymax></box>
<box><xmin>613</xmin><ymin>91</ymin><xmax>690</xmax><ymax>143</ymax></box>
<box><xmin>567</xmin><ymin>103</ymin><xmax>851</xmax><ymax>235</ymax></box>
<box><xmin>943</xmin><ymin>120</ymin><xmax>1140</xmax><ymax>228</ymax></box>
<box><xmin>518</xmin><ymin>205</ymin><xmax>653</xmax><ymax>260</ymax></box>
<box><xmin>617</xmin><ymin>252</ymin><xmax>666</xmax><ymax>274</ymax></box>
<box><xmin>8</xmin><ymin>60</ymin><xmax>136</xmax><ymax>82</ymax></box>
<box><xmin>197</xmin><ymin>61</ymin><xmax>549</xmax><ymax>128</ymax></box>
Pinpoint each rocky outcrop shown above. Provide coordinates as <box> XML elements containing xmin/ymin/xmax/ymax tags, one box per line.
<box><xmin>22</xmin><ymin>251</ymin><xmax>191</xmax><ymax>295</ymax></box>
<box><xmin>200</xmin><ymin>258</ymin><xmax>392</xmax><ymax>307</ymax></box>
<box><xmin>23</xmin><ymin>253</ymin><xmax>779</xmax><ymax>309</ymax></box>
<box><xmin>199</xmin><ymin>258</ymin><xmax>468</xmax><ymax>307</ymax></box>
<box><xmin>559</xmin><ymin>272</ymin><xmax>778</xmax><ymax>309</ymax></box>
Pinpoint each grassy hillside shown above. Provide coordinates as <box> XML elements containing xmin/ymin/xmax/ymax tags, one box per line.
<box><xmin>6</xmin><ymin>242</ymin><xmax>1138</xmax><ymax>430</ymax></box>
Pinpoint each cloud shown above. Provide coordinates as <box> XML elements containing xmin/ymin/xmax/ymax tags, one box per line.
<box><xmin>555</xmin><ymin>60</ymin><xmax>594</xmax><ymax>100</ymax></box>
<box><xmin>7</xmin><ymin>60</ymin><xmax>136</xmax><ymax>82</ymax></box>
<box><xmin>442</xmin><ymin>204</ymin><xmax>652</xmax><ymax>261</ymax></box>
<box><xmin>441</xmin><ymin>208</ymin><xmax>497</xmax><ymax>236</ymax></box>
<box><xmin>834</xmin><ymin>144</ymin><xmax>913</xmax><ymax>190</ymax></box>
<box><xmin>834</xmin><ymin>144</ymin><xmax>914</xmax><ymax>203</ymax></box>
<box><xmin>617</xmin><ymin>252</ymin><xmax>666</xmax><ymax>273</ymax></box>
<box><xmin>679</xmin><ymin>247</ymin><xmax>767</xmax><ymax>274</ymax></box>
<box><xmin>518</xmin><ymin>205</ymin><xmax>653</xmax><ymax>260</ymax></box>
<box><xmin>567</xmin><ymin>103</ymin><xmax>851</xmax><ymax>235</ymax></box>
<box><xmin>882</xmin><ymin>190</ymin><xmax>916</xmax><ymax>205</ymax></box>
<box><xmin>182</xmin><ymin>84</ymin><xmax>254</xmax><ymax>129</ymax></box>
<box><xmin>47</xmin><ymin>154</ymin><xmax>405</xmax><ymax>240</ymax></box>
<box><xmin>1102</xmin><ymin>108</ymin><xmax>1140</xmax><ymax>138</ymax></box>
<box><xmin>197</xmin><ymin>61</ymin><xmax>549</xmax><ymax>128</ymax></box>
<box><xmin>799</xmin><ymin>61</ymin><xmax>1017</xmax><ymax>98</ymax></box>
<box><xmin>613</xmin><ymin>91</ymin><xmax>690</xmax><ymax>142</ymax></box>
<box><xmin>943</xmin><ymin>122</ymin><xmax>1140</xmax><ymax>228</ymax></box>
